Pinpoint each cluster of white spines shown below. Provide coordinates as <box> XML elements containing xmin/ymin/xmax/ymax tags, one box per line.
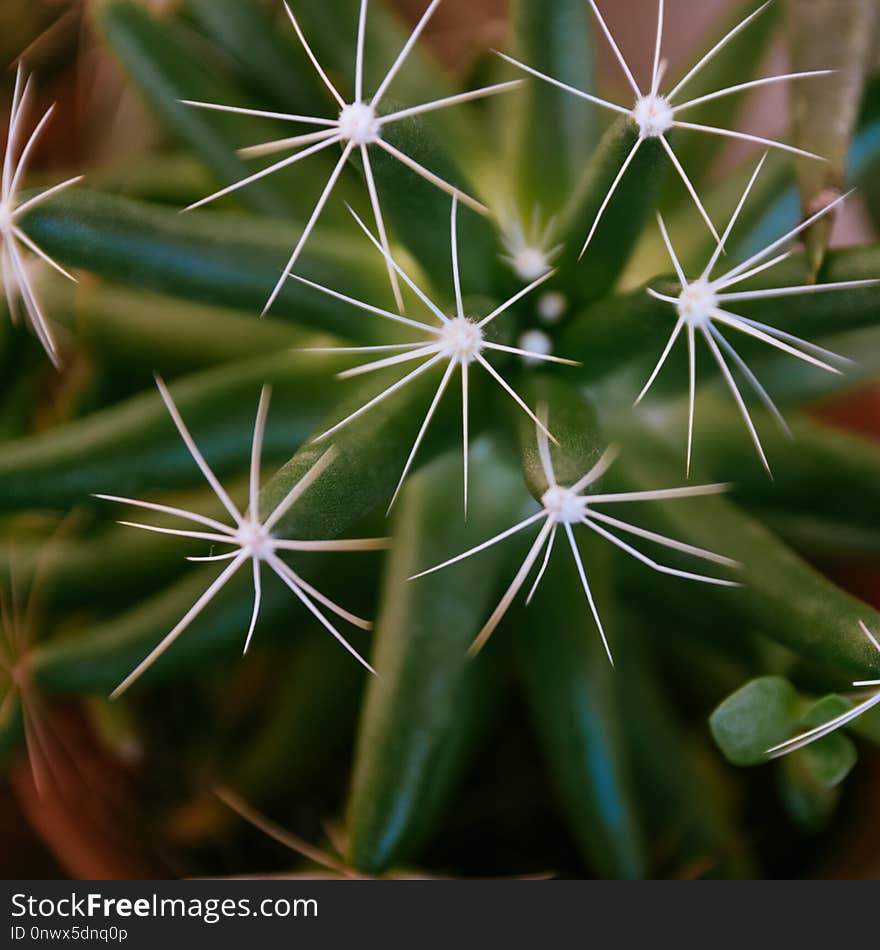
<box><xmin>5</xmin><ymin>0</ymin><xmax>878</xmax><ymax>767</ymax></box>
<box><xmin>499</xmin><ymin>206</ymin><xmax>562</xmax><ymax>282</ymax></box>
<box><xmin>181</xmin><ymin>0</ymin><xmax>521</xmax><ymax>314</ymax></box>
<box><xmin>96</xmin><ymin>376</ymin><xmax>389</xmax><ymax>695</ymax></box>
<box><xmin>1</xmin><ymin>64</ymin><xmax>83</xmax><ymax>367</ymax></box>
<box><xmin>497</xmin><ymin>0</ymin><xmax>830</xmax><ymax>253</ymax></box>
<box><xmin>638</xmin><ymin>154</ymin><xmax>878</xmax><ymax>474</ymax></box>
<box><xmin>412</xmin><ymin>409</ymin><xmax>739</xmax><ymax>663</ymax></box>
<box><xmin>296</xmin><ymin>196</ymin><xmax>578</xmax><ymax>515</ymax></box>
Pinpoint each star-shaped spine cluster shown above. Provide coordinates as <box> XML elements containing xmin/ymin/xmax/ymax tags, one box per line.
<box><xmin>498</xmin><ymin>0</ymin><xmax>829</xmax><ymax>254</ymax></box>
<box><xmin>638</xmin><ymin>154</ymin><xmax>879</xmax><ymax>474</ymax></box>
<box><xmin>297</xmin><ymin>197</ymin><xmax>580</xmax><ymax>513</ymax></box>
<box><xmin>411</xmin><ymin>410</ymin><xmax>739</xmax><ymax>663</ymax></box>
<box><xmin>97</xmin><ymin>377</ymin><xmax>388</xmax><ymax>696</ymax></box>
<box><xmin>182</xmin><ymin>0</ymin><xmax>520</xmax><ymax>313</ymax></box>
<box><xmin>1</xmin><ymin>65</ymin><xmax>83</xmax><ymax>367</ymax></box>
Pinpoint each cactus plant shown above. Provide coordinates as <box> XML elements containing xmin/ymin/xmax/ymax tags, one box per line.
<box><xmin>2</xmin><ymin>0</ymin><xmax>880</xmax><ymax>880</ymax></box>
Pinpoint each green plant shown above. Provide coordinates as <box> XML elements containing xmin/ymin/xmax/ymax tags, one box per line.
<box><xmin>2</xmin><ymin>0</ymin><xmax>880</xmax><ymax>879</ymax></box>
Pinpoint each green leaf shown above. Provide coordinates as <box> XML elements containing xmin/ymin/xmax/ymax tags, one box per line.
<box><xmin>783</xmin><ymin>0</ymin><xmax>876</xmax><ymax>275</ymax></box>
<box><xmin>0</xmin><ymin>350</ymin><xmax>347</xmax><ymax>511</ymax></box>
<box><xmin>517</xmin><ymin>372</ymin><xmax>604</xmax><ymax>497</ymax></box>
<box><xmin>64</xmin><ymin>284</ymin><xmax>334</xmax><ymax>375</ymax></box>
<box><xmin>516</xmin><ymin>535</ymin><xmax>647</xmax><ymax>878</ymax></box>
<box><xmin>613</xmin><ymin>430</ymin><xmax>880</xmax><ymax>681</ymax></box>
<box><xmin>710</xmin><ymin>676</ymin><xmax>798</xmax><ymax>766</ymax></box>
<box><xmin>258</xmin><ymin>359</ymin><xmax>460</xmax><ymax>542</ymax></box>
<box><xmin>761</xmin><ymin>511</ymin><xmax>880</xmax><ymax>561</ymax></box>
<box><xmin>0</xmin><ymin>490</ymin><xmax>223</xmax><ymax>612</ymax></box>
<box><xmin>660</xmin><ymin>0</ymin><xmax>780</xmax><ymax>196</ymax></box>
<box><xmin>367</xmin><ymin>117</ymin><xmax>496</xmax><ymax>296</ymax></box>
<box><xmin>561</xmin><ymin>244</ymin><xmax>880</xmax><ymax>391</ymax></box>
<box><xmin>557</xmin><ymin>119</ymin><xmax>667</xmax><ymax>304</ymax></box>
<box><xmin>777</xmin><ymin>752</ymin><xmax>841</xmax><ymax>832</ymax></box>
<box><xmin>184</xmin><ymin>0</ymin><xmax>327</xmax><ymax>115</ymax></box>
<box><xmin>618</xmin><ymin>629</ymin><xmax>754</xmax><ymax>878</ymax></box>
<box><xmin>20</xmin><ymin>189</ymin><xmax>388</xmax><ymax>340</ymax></box>
<box><xmin>30</xmin><ymin>566</ymin><xmax>292</xmax><ymax>695</ymax></box>
<box><xmin>671</xmin><ymin>406</ymin><xmax>880</xmax><ymax>530</ymax></box>
<box><xmin>345</xmin><ymin>440</ymin><xmax>524</xmax><ymax>874</ymax></box>
<box><xmin>854</xmin><ymin>75</ymin><xmax>880</xmax><ymax>229</ymax></box>
<box><xmin>799</xmin><ymin>696</ymin><xmax>858</xmax><ymax>788</ymax></box>
<box><xmin>801</xmin><ymin>694</ymin><xmax>853</xmax><ymax>727</ymax></box>
<box><xmin>503</xmin><ymin>0</ymin><xmax>596</xmax><ymax>210</ymax></box>
<box><xmin>230</xmin><ymin>633</ymin><xmax>366</xmax><ymax>806</ymax></box>
<box><xmin>94</xmin><ymin>0</ymin><xmax>298</xmax><ymax>216</ymax></box>
<box><xmin>720</xmin><ymin>323</ymin><xmax>880</xmax><ymax>407</ymax></box>
<box><xmin>851</xmin><ymin>700</ymin><xmax>880</xmax><ymax>744</ymax></box>
<box><xmin>624</xmin><ymin>149</ymin><xmax>794</xmax><ymax>287</ymax></box>
<box><xmin>89</xmin><ymin>152</ymin><xmax>215</xmax><ymax>207</ymax></box>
